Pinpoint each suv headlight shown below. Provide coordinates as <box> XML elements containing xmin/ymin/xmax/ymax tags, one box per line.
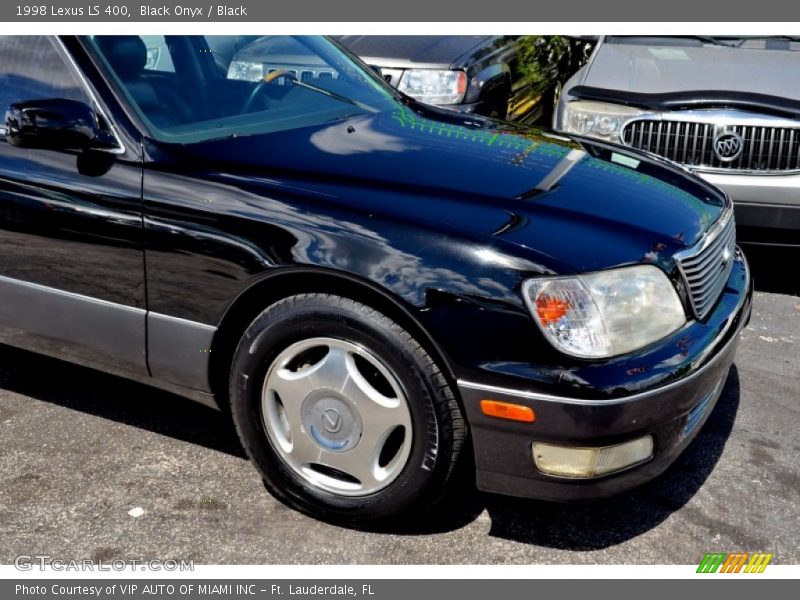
<box><xmin>523</xmin><ymin>265</ymin><xmax>686</xmax><ymax>358</ymax></box>
<box><xmin>397</xmin><ymin>69</ymin><xmax>467</xmax><ymax>105</ymax></box>
<box><xmin>561</xmin><ymin>100</ymin><xmax>646</xmax><ymax>143</ymax></box>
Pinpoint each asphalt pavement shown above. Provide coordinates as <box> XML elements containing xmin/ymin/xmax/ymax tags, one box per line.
<box><xmin>0</xmin><ymin>245</ymin><xmax>798</xmax><ymax>565</ymax></box>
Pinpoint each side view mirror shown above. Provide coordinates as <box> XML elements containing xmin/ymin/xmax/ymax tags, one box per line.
<box><xmin>4</xmin><ymin>98</ymin><xmax>114</xmax><ymax>151</ymax></box>
<box><xmin>368</xmin><ymin>64</ymin><xmax>383</xmax><ymax>79</ymax></box>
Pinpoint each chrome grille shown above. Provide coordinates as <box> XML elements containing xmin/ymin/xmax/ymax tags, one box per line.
<box><xmin>676</xmin><ymin>211</ymin><xmax>737</xmax><ymax>320</ymax></box>
<box><xmin>621</xmin><ymin>120</ymin><xmax>800</xmax><ymax>173</ymax></box>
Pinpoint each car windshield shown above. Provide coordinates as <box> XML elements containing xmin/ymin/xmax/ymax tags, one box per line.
<box><xmin>83</xmin><ymin>35</ymin><xmax>400</xmax><ymax>143</ymax></box>
<box><xmin>606</xmin><ymin>35</ymin><xmax>800</xmax><ymax>50</ymax></box>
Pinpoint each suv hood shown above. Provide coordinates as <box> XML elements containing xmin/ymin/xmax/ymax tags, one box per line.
<box><xmin>585</xmin><ymin>43</ymin><xmax>800</xmax><ymax>99</ymax></box>
<box><xmin>175</xmin><ymin>105</ymin><xmax>727</xmax><ymax>274</ymax></box>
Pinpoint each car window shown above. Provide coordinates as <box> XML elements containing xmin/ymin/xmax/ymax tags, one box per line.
<box><xmin>84</xmin><ymin>35</ymin><xmax>400</xmax><ymax>144</ymax></box>
<box><xmin>0</xmin><ymin>36</ymin><xmax>91</xmax><ymax>116</ymax></box>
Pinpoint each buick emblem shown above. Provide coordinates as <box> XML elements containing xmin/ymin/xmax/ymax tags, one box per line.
<box><xmin>713</xmin><ymin>131</ymin><xmax>744</xmax><ymax>162</ymax></box>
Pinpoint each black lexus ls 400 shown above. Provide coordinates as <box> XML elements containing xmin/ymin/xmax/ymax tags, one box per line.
<box><xmin>0</xmin><ymin>35</ymin><xmax>751</xmax><ymax>524</ymax></box>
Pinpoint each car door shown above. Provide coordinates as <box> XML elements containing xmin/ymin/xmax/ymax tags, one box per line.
<box><xmin>0</xmin><ymin>35</ymin><xmax>146</xmax><ymax>375</ymax></box>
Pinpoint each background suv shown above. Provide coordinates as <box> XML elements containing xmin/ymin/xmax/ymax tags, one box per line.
<box><xmin>335</xmin><ymin>35</ymin><xmax>592</xmax><ymax>124</ymax></box>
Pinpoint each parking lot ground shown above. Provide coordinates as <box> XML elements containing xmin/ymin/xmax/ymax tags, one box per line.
<box><xmin>0</xmin><ymin>249</ymin><xmax>798</xmax><ymax>565</ymax></box>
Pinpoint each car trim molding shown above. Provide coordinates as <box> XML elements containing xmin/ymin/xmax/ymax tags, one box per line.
<box><xmin>458</xmin><ymin>322</ymin><xmax>736</xmax><ymax>406</ymax></box>
<box><xmin>0</xmin><ymin>273</ymin><xmax>146</xmax><ymax>374</ymax></box>
<box><xmin>147</xmin><ymin>312</ymin><xmax>217</xmax><ymax>393</ymax></box>
<box><xmin>0</xmin><ymin>273</ymin><xmax>217</xmax><ymax>394</ymax></box>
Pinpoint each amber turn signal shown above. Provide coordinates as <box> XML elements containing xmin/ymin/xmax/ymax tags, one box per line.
<box><xmin>480</xmin><ymin>400</ymin><xmax>535</xmax><ymax>423</ymax></box>
<box><xmin>534</xmin><ymin>294</ymin><xmax>570</xmax><ymax>325</ymax></box>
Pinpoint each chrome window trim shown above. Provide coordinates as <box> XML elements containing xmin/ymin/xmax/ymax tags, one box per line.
<box><xmin>51</xmin><ymin>36</ymin><xmax>126</xmax><ymax>155</ymax></box>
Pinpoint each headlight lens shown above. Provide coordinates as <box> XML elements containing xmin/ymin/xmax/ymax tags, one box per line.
<box><xmin>397</xmin><ymin>69</ymin><xmax>467</xmax><ymax>105</ymax></box>
<box><xmin>561</xmin><ymin>100</ymin><xmax>646</xmax><ymax>143</ymax></box>
<box><xmin>523</xmin><ymin>265</ymin><xmax>686</xmax><ymax>358</ymax></box>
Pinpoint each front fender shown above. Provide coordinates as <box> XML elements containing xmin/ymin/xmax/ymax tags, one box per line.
<box><xmin>464</xmin><ymin>63</ymin><xmax>511</xmax><ymax>105</ymax></box>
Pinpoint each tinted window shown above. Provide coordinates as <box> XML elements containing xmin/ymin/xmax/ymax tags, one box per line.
<box><xmin>85</xmin><ymin>35</ymin><xmax>399</xmax><ymax>143</ymax></box>
<box><xmin>0</xmin><ymin>36</ymin><xmax>90</xmax><ymax>115</ymax></box>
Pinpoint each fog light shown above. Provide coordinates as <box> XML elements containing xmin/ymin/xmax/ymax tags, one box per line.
<box><xmin>532</xmin><ymin>436</ymin><xmax>653</xmax><ymax>478</ymax></box>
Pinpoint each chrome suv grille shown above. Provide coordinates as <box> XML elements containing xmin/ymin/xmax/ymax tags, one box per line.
<box><xmin>621</xmin><ymin>120</ymin><xmax>800</xmax><ymax>173</ymax></box>
<box><xmin>676</xmin><ymin>211</ymin><xmax>737</xmax><ymax>320</ymax></box>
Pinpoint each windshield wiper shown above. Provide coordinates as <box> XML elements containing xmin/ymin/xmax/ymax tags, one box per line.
<box><xmin>289</xmin><ymin>79</ymin><xmax>380</xmax><ymax>114</ymax></box>
<box><xmin>667</xmin><ymin>35</ymin><xmax>740</xmax><ymax>47</ymax></box>
<box><xmin>684</xmin><ymin>35</ymin><xmax>800</xmax><ymax>47</ymax></box>
<box><xmin>611</xmin><ymin>35</ymin><xmax>740</xmax><ymax>47</ymax></box>
<box><xmin>742</xmin><ymin>35</ymin><xmax>800</xmax><ymax>41</ymax></box>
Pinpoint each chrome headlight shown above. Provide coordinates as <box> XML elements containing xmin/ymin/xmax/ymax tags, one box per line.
<box><xmin>523</xmin><ymin>265</ymin><xmax>686</xmax><ymax>358</ymax></box>
<box><xmin>397</xmin><ymin>69</ymin><xmax>467</xmax><ymax>105</ymax></box>
<box><xmin>560</xmin><ymin>100</ymin><xmax>646</xmax><ymax>144</ymax></box>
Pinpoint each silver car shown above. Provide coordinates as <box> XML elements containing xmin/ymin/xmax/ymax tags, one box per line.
<box><xmin>555</xmin><ymin>35</ymin><xmax>800</xmax><ymax>246</ymax></box>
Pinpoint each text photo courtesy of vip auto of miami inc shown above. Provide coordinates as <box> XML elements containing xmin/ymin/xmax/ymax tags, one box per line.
<box><xmin>0</xmin><ymin>1</ymin><xmax>797</xmax><ymax>593</ymax></box>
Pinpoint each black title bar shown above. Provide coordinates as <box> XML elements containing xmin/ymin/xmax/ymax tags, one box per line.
<box><xmin>1</xmin><ymin>1</ymin><xmax>799</xmax><ymax>22</ymax></box>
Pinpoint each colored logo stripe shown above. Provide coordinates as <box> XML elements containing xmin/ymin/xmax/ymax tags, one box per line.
<box><xmin>697</xmin><ymin>553</ymin><xmax>773</xmax><ymax>573</ymax></box>
<box><xmin>745</xmin><ymin>553</ymin><xmax>773</xmax><ymax>573</ymax></box>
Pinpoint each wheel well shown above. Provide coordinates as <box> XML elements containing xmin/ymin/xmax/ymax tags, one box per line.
<box><xmin>208</xmin><ymin>270</ymin><xmax>459</xmax><ymax>412</ymax></box>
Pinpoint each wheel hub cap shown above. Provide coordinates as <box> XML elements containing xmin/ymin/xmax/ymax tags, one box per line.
<box><xmin>261</xmin><ymin>337</ymin><xmax>413</xmax><ymax>497</ymax></box>
<box><xmin>301</xmin><ymin>390</ymin><xmax>363</xmax><ymax>452</ymax></box>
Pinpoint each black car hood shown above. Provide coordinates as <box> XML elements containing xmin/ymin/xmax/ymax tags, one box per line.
<box><xmin>333</xmin><ymin>35</ymin><xmax>491</xmax><ymax>68</ymax></box>
<box><xmin>174</xmin><ymin>105</ymin><xmax>727</xmax><ymax>274</ymax></box>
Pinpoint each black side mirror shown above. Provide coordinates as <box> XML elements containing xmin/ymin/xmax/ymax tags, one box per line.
<box><xmin>368</xmin><ymin>64</ymin><xmax>383</xmax><ymax>79</ymax></box>
<box><xmin>4</xmin><ymin>98</ymin><xmax>113</xmax><ymax>151</ymax></box>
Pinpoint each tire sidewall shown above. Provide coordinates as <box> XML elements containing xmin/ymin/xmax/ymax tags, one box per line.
<box><xmin>230</xmin><ymin>296</ymin><xmax>452</xmax><ymax>523</ymax></box>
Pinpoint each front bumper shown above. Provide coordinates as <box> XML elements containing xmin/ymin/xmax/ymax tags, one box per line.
<box><xmin>698</xmin><ymin>171</ymin><xmax>800</xmax><ymax>238</ymax></box>
<box><xmin>457</xmin><ymin>251</ymin><xmax>753</xmax><ymax>501</ymax></box>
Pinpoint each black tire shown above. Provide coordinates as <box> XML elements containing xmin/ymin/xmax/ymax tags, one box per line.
<box><xmin>228</xmin><ymin>293</ymin><xmax>467</xmax><ymax>525</ymax></box>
